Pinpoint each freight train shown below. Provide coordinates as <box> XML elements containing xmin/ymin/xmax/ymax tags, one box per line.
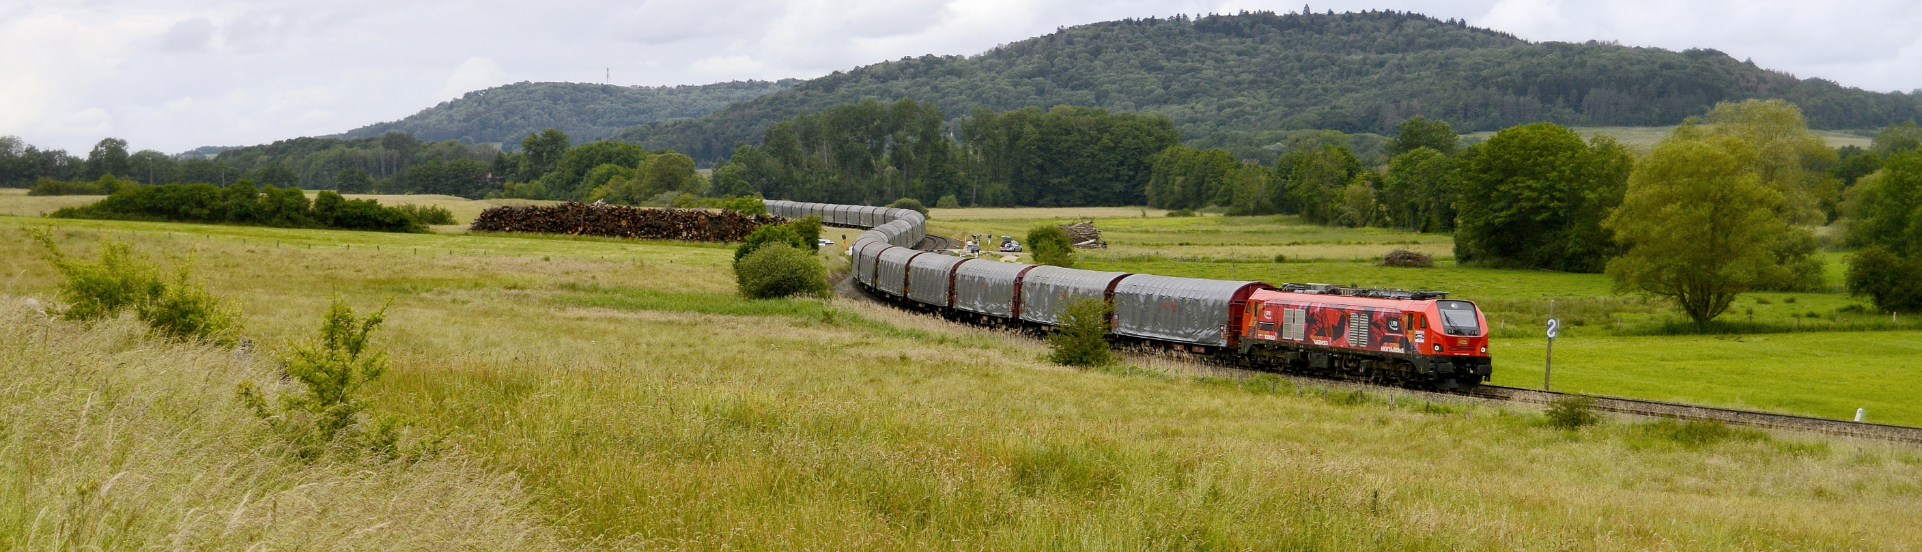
<box><xmin>764</xmin><ymin>200</ymin><xmax>1492</xmax><ymax>389</ymax></box>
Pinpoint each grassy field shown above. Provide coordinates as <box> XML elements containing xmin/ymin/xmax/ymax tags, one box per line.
<box><xmin>4</xmin><ymin>196</ymin><xmax>1922</xmax><ymax>549</ymax></box>
<box><xmin>929</xmin><ymin>207</ymin><xmax>1922</xmax><ymax>427</ymax></box>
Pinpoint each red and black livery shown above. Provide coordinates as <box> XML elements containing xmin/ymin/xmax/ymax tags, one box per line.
<box><xmin>1239</xmin><ymin>284</ymin><xmax>1491</xmax><ymax>388</ymax></box>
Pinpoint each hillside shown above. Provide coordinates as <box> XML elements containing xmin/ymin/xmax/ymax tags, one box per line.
<box><xmin>616</xmin><ymin>10</ymin><xmax>1922</xmax><ymax>163</ymax></box>
<box><xmin>336</xmin><ymin>79</ymin><xmax>797</xmax><ymax>146</ymax></box>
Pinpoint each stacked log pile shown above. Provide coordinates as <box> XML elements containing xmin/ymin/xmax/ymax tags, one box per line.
<box><xmin>1061</xmin><ymin>221</ymin><xmax>1103</xmax><ymax>248</ymax></box>
<box><xmin>1379</xmin><ymin>248</ymin><xmax>1435</xmax><ymax>268</ymax></box>
<box><xmin>471</xmin><ymin>202</ymin><xmax>784</xmax><ymax>242</ymax></box>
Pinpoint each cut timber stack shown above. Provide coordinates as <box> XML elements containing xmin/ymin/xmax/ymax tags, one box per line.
<box><xmin>1379</xmin><ymin>248</ymin><xmax>1435</xmax><ymax>268</ymax></box>
<box><xmin>1061</xmin><ymin>221</ymin><xmax>1103</xmax><ymax>248</ymax></box>
<box><xmin>471</xmin><ymin>202</ymin><xmax>783</xmax><ymax>242</ymax></box>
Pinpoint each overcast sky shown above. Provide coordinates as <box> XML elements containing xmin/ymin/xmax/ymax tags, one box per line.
<box><xmin>3</xmin><ymin>0</ymin><xmax>1919</xmax><ymax>154</ymax></box>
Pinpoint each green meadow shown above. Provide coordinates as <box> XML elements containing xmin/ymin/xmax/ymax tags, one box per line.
<box><xmin>4</xmin><ymin>196</ymin><xmax>1919</xmax><ymax>549</ymax></box>
<box><xmin>931</xmin><ymin>207</ymin><xmax>1921</xmax><ymax>427</ymax></box>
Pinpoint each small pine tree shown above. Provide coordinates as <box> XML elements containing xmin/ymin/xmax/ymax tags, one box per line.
<box><xmin>237</xmin><ymin>299</ymin><xmax>394</xmax><ymax>458</ymax></box>
<box><xmin>1048</xmin><ymin>297</ymin><xmax>1112</xmax><ymax>366</ymax></box>
<box><xmin>936</xmin><ymin>194</ymin><xmax>960</xmax><ymax>209</ymax></box>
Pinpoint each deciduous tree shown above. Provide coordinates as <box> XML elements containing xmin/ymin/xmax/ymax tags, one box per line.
<box><xmin>1453</xmin><ymin>123</ymin><xmax>1630</xmax><ymax>272</ymax></box>
<box><xmin>1383</xmin><ymin>116</ymin><xmax>1458</xmax><ymax>157</ymax></box>
<box><xmin>1604</xmin><ymin>133</ymin><xmax>1790</xmax><ymax>324</ymax></box>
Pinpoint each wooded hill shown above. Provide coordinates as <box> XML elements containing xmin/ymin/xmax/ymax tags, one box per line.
<box><xmin>617</xmin><ymin>10</ymin><xmax>1921</xmax><ymax>164</ymax></box>
<box><xmin>335</xmin><ymin>80</ymin><xmax>797</xmax><ymax>146</ymax></box>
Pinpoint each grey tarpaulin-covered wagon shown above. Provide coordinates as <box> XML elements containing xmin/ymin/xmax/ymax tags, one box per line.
<box><xmin>1016</xmin><ymin>266</ymin><xmax>1132</xmax><ymax>326</ymax></box>
<box><xmin>873</xmin><ymin>247</ymin><xmax>926</xmax><ymax>297</ymax></box>
<box><xmin>906</xmin><ymin>254</ymin><xmax>970</xmax><ymax>307</ymax></box>
<box><xmin>1112</xmin><ymin>275</ymin><xmax>1269</xmax><ymax>348</ymax></box>
<box><xmin>952</xmin><ymin>261</ymin><xmax>1037</xmax><ymax>318</ymax></box>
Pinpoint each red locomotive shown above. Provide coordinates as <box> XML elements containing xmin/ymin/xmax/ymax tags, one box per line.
<box><xmin>1238</xmin><ymin>283</ymin><xmax>1490</xmax><ymax>389</ymax></box>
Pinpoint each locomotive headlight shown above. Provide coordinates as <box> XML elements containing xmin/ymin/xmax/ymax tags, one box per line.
<box><xmin>1432</xmin><ymin>344</ymin><xmax>1442</xmax><ymax>352</ymax></box>
<box><xmin>1480</xmin><ymin>346</ymin><xmax>1487</xmax><ymax>353</ymax></box>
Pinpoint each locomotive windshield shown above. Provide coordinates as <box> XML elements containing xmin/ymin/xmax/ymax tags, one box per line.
<box><xmin>1436</xmin><ymin>300</ymin><xmax>1482</xmax><ymax>335</ymax></box>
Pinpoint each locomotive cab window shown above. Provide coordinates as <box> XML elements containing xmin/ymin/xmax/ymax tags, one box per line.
<box><xmin>1436</xmin><ymin>300</ymin><xmax>1482</xmax><ymax>336</ymax></box>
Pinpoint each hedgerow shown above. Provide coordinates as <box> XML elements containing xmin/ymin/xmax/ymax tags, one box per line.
<box><xmin>50</xmin><ymin>182</ymin><xmax>425</xmax><ymax>233</ymax></box>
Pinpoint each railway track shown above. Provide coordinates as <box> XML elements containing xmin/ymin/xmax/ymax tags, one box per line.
<box><xmin>1126</xmin><ymin>344</ymin><xmax>1922</xmax><ymax>445</ymax></box>
<box><xmin>866</xmin><ymin>214</ymin><xmax>1922</xmax><ymax>445</ymax></box>
<box><xmin>1456</xmin><ymin>385</ymin><xmax>1922</xmax><ymax>444</ymax></box>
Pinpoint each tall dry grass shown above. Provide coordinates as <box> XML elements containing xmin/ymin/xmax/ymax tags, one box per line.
<box><xmin>5</xmin><ymin>215</ymin><xmax>1922</xmax><ymax>550</ymax></box>
<box><xmin>0</xmin><ymin>297</ymin><xmax>563</xmax><ymax>550</ymax></box>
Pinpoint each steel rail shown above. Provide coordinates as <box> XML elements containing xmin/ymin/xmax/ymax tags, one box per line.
<box><xmin>1454</xmin><ymin>385</ymin><xmax>1922</xmax><ymax>444</ymax></box>
<box><xmin>823</xmin><ymin>200</ymin><xmax>1922</xmax><ymax>445</ymax></box>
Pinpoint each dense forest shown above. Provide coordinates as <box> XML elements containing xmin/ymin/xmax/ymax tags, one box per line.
<box><xmin>709</xmin><ymin>99</ymin><xmax>1178</xmax><ymax>207</ymax></box>
<box><xmin>0</xmin><ymin>133</ymin><xmax>507</xmax><ymax>198</ymax></box>
<box><xmin>335</xmin><ymin>80</ymin><xmax>796</xmax><ymax>146</ymax></box>
<box><xmin>617</xmin><ymin>10</ymin><xmax>1921</xmax><ymax>164</ymax></box>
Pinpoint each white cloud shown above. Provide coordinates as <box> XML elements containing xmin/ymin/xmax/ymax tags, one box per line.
<box><xmin>437</xmin><ymin>57</ymin><xmax>508</xmax><ymax>101</ymax></box>
<box><xmin>157</xmin><ymin>17</ymin><xmax>215</xmax><ymax>51</ymax></box>
<box><xmin>0</xmin><ymin>0</ymin><xmax>1916</xmax><ymax>154</ymax></box>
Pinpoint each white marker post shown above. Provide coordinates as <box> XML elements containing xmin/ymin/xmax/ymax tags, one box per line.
<box><xmin>1545</xmin><ymin>317</ymin><xmax>1560</xmax><ymax>392</ymax></box>
<box><xmin>1544</xmin><ymin>299</ymin><xmax>1559</xmax><ymax>392</ymax></box>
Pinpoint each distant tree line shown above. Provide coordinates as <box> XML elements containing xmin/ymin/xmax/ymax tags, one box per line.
<box><xmin>0</xmin><ymin>133</ymin><xmax>508</xmax><ymax>199</ymax></box>
<box><xmin>709</xmin><ymin>99</ymin><xmax>1179</xmax><ymax>207</ymax></box>
<box><xmin>50</xmin><ymin>182</ymin><xmax>425</xmax><ymax>233</ymax></box>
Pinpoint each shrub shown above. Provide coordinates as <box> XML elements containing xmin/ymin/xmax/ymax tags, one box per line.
<box><xmin>1543</xmin><ymin>395</ymin><xmax>1601</xmax><ymax>429</ymax></box>
<box><xmin>936</xmin><ymin>194</ymin><xmax>960</xmax><ymax>208</ymax></box>
<box><xmin>723</xmin><ymin>195</ymin><xmax>768</xmax><ymax>215</ymax></box>
<box><xmin>27</xmin><ymin>228</ymin><xmax>163</xmax><ymax>321</ymax></box>
<box><xmin>790</xmin><ymin>215</ymin><xmax>823</xmax><ymax>251</ymax></box>
<box><xmin>1048</xmin><ymin>297</ymin><xmax>1113</xmax><ymax>366</ymax></box>
<box><xmin>26</xmin><ymin>228</ymin><xmax>238</xmax><ymax>342</ymax></box>
<box><xmin>734</xmin><ymin>243</ymin><xmax>829</xmax><ymax>299</ymax></box>
<box><xmin>1846</xmin><ymin>246</ymin><xmax>1922</xmax><ymax>312</ymax></box>
<box><xmin>736</xmin><ymin>223</ymin><xmax>809</xmax><ymax>262</ymax></box>
<box><xmin>1166</xmin><ymin>208</ymin><xmax>1196</xmax><ymax>217</ymax></box>
<box><xmin>50</xmin><ymin>183</ymin><xmax>424</xmax><ymax>233</ymax></box>
<box><xmin>137</xmin><ymin>263</ymin><xmax>240</xmax><ymax>343</ymax></box>
<box><xmin>887</xmin><ymin>197</ymin><xmax>929</xmax><ymax>217</ymax></box>
<box><xmin>236</xmin><ymin>299</ymin><xmax>397</xmax><ymax>459</ymax></box>
<box><xmin>28</xmin><ymin>174</ymin><xmax>136</xmax><ymax>196</ymax></box>
<box><xmin>1027</xmin><ymin>225</ymin><xmax>1076</xmax><ymax>268</ymax></box>
<box><xmin>393</xmin><ymin>203</ymin><xmax>457</xmax><ymax>225</ymax></box>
